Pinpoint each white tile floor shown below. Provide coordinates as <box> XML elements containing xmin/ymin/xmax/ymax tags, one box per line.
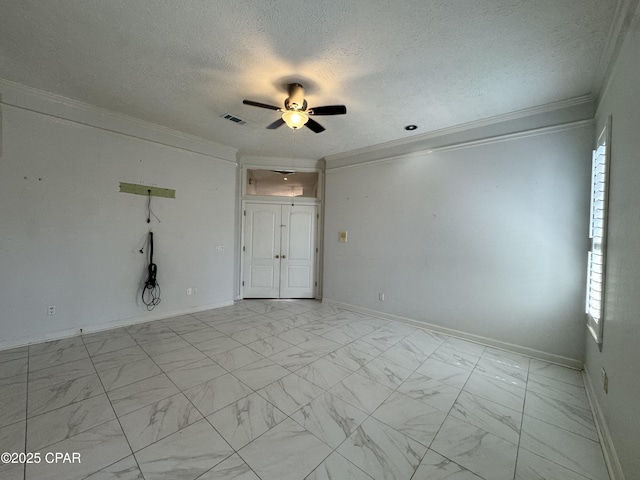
<box><xmin>0</xmin><ymin>300</ymin><xmax>610</xmax><ymax>480</ymax></box>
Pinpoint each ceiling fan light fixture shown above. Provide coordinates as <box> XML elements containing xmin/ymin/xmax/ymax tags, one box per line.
<box><xmin>243</xmin><ymin>83</ymin><xmax>345</xmax><ymax>133</ymax></box>
<box><xmin>281</xmin><ymin>109</ymin><xmax>309</xmax><ymax>129</ymax></box>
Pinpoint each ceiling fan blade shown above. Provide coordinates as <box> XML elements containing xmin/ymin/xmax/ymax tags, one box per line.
<box><xmin>243</xmin><ymin>100</ymin><xmax>281</xmax><ymax>111</ymax></box>
<box><xmin>309</xmin><ymin>105</ymin><xmax>347</xmax><ymax>115</ymax></box>
<box><xmin>305</xmin><ymin>117</ymin><xmax>326</xmax><ymax>133</ymax></box>
<box><xmin>266</xmin><ymin>118</ymin><xmax>285</xmax><ymax>130</ymax></box>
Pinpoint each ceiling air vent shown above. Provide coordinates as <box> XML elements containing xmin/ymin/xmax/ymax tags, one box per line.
<box><xmin>221</xmin><ymin>113</ymin><xmax>247</xmax><ymax>125</ymax></box>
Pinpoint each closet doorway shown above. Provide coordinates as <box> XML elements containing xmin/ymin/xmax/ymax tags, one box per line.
<box><xmin>242</xmin><ymin>203</ymin><xmax>318</xmax><ymax>298</ymax></box>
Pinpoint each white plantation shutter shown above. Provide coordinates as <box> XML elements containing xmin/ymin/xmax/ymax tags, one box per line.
<box><xmin>586</xmin><ymin>119</ymin><xmax>611</xmax><ymax>345</ymax></box>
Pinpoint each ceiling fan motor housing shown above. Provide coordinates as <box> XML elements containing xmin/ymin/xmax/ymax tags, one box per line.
<box><xmin>242</xmin><ymin>83</ymin><xmax>345</xmax><ymax>133</ymax></box>
<box><xmin>286</xmin><ymin>83</ymin><xmax>306</xmax><ymax>110</ymax></box>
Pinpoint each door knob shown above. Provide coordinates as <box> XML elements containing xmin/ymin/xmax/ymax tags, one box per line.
<box><xmin>275</xmin><ymin>255</ymin><xmax>280</xmax><ymax>258</ymax></box>
<box><xmin>281</xmin><ymin>255</ymin><xmax>286</xmax><ymax>259</ymax></box>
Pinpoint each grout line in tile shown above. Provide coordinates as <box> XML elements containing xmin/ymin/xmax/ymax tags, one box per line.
<box><xmin>83</xmin><ymin>334</ymin><xmax>148</xmax><ymax>479</ymax></box>
<box><xmin>512</xmin><ymin>365</ymin><xmax>530</xmax><ymax>480</ymax></box>
<box><xmin>2</xmin><ymin>302</ymin><xmax>607</xmax><ymax>480</ymax></box>
<box><xmin>519</xmin><ymin>410</ymin><xmax>600</xmax><ymax>444</ymax></box>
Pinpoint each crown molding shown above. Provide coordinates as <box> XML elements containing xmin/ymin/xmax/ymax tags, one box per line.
<box><xmin>325</xmin><ymin>95</ymin><xmax>594</xmax><ymax>168</ymax></box>
<box><xmin>0</xmin><ymin>78</ymin><xmax>238</xmax><ymax>163</ymax></box>
<box><xmin>326</xmin><ymin>118</ymin><xmax>594</xmax><ymax>173</ymax></box>
<box><xmin>592</xmin><ymin>0</ymin><xmax>640</xmax><ymax>100</ymax></box>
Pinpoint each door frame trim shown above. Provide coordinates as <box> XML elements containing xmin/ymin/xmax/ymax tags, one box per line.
<box><xmin>238</xmin><ymin>160</ymin><xmax>325</xmax><ymax>300</ymax></box>
<box><xmin>240</xmin><ymin>200</ymin><xmax>322</xmax><ymax>300</ymax></box>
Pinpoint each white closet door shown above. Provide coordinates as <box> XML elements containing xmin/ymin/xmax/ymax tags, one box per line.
<box><xmin>243</xmin><ymin>204</ymin><xmax>281</xmax><ymax>298</ymax></box>
<box><xmin>243</xmin><ymin>203</ymin><xmax>317</xmax><ymax>298</ymax></box>
<box><xmin>280</xmin><ymin>205</ymin><xmax>317</xmax><ymax>298</ymax></box>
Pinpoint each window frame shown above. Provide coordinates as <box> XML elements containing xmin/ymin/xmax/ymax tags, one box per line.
<box><xmin>586</xmin><ymin>117</ymin><xmax>612</xmax><ymax>345</ymax></box>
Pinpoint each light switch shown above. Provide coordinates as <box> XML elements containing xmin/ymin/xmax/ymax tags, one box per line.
<box><xmin>339</xmin><ymin>231</ymin><xmax>348</xmax><ymax>243</ymax></box>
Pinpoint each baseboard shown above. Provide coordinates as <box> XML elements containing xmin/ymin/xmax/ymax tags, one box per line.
<box><xmin>322</xmin><ymin>299</ymin><xmax>583</xmax><ymax>369</ymax></box>
<box><xmin>0</xmin><ymin>300</ymin><xmax>234</xmax><ymax>351</ymax></box>
<box><xmin>583</xmin><ymin>366</ymin><xmax>625</xmax><ymax>480</ymax></box>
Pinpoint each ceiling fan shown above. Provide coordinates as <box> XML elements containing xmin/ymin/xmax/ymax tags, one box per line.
<box><xmin>243</xmin><ymin>83</ymin><xmax>347</xmax><ymax>133</ymax></box>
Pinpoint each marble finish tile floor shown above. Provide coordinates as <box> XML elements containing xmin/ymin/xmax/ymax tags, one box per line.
<box><xmin>0</xmin><ymin>300</ymin><xmax>610</xmax><ymax>480</ymax></box>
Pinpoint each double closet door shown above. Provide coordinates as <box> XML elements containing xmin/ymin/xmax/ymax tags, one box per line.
<box><xmin>243</xmin><ymin>203</ymin><xmax>318</xmax><ymax>298</ymax></box>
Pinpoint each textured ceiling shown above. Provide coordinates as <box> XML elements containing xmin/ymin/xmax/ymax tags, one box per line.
<box><xmin>0</xmin><ymin>0</ymin><xmax>617</xmax><ymax>160</ymax></box>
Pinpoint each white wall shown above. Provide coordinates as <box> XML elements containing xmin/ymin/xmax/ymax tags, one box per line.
<box><xmin>585</xmin><ymin>4</ymin><xmax>640</xmax><ymax>478</ymax></box>
<box><xmin>324</xmin><ymin>123</ymin><xmax>593</xmax><ymax>364</ymax></box>
<box><xmin>0</xmin><ymin>84</ymin><xmax>238</xmax><ymax>349</ymax></box>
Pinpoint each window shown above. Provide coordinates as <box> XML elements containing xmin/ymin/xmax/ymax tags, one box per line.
<box><xmin>586</xmin><ymin>117</ymin><xmax>611</xmax><ymax>345</ymax></box>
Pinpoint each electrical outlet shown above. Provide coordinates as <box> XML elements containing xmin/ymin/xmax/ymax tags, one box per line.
<box><xmin>602</xmin><ymin>367</ymin><xmax>609</xmax><ymax>394</ymax></box>
<box><xmin>186</xmin><ymin>288</ymin><xmax>193</xmax><ymax>295</ymax></box>
<box><xmin>216</xmin><ymin>245</ymin><xmax>224</xmax><ymax>253</ymax></box>
<box><xmin>378</xmin><ymin>293</ymin><xmax>385</xmax><ymax>301</ymax></box>
<box><xmin>192</xmin><ymin>287</ymin><xmax>197</xmax><ymax>295</ymax></box>
<box><xmin>47</xmin><ymin>306</ymin><xmax>56</xmax><ymax>316</ymax></box>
